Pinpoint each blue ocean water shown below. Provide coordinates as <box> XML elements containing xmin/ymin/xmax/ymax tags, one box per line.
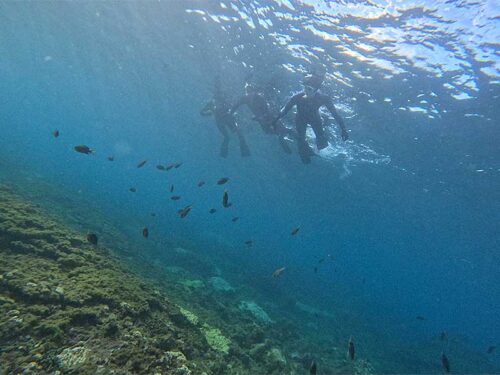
<box><xmin>0</xmin><ymin>1</ymin><xmax>499</xmax><ymax>373</ymax></box>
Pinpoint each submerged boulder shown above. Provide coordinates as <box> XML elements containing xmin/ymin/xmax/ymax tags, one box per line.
<box><xmin>208</xmin><ymin>276</ymin><xmax>235</xmax><ymax>293</ymax></box>
<box><xmin>238</xmin><ymin>301</ymin><xmax>274</xmax><ymax>324</ymax></box>
<box><xmin>56</xmin><ymin>346</ymin><xmax>89</xmax><ymax>371</ymax></box>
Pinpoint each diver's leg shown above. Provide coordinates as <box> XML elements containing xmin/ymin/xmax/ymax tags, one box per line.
<box><xmin>217</xmin><ymin>122</ymin><xmax>230</xmax><ymax>158</ymax></box>
<box><xmin>232</xmin><ymin>123</ymin><xmax>250</xmax><ymax>157</ymax></box>
<box><xmin>311</xmin><ymin>119</ymin><xmax>328</xmax><ymax>150</ymax></box>
<box><xmin>296</xmin><ymin>118</ymin><xmax>312</xmax><ymax>164</ymax></box>
<box><xmin>236</xmin><ymin>130</ymin><xmax>251</xmax><ymax>157</ymax></box>
<box><xmin>274</xmin><ymin>119</ymin><xmax>292</xmax><ymax>154</ymax></box>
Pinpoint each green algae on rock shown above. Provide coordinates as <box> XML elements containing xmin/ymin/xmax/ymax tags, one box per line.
<box><xmin>201</xmin><ymin>324</ymin><xmax>231</xmax><ymax>354</ymax></box>
<box><xmin>0</xmin><ymin>185</ymin><xmax>215</xmax><ymax>374</ymax></box>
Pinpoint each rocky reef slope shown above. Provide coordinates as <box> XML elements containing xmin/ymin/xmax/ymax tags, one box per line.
<box><xmin>0</xmin><ymin>185</ymin><xmax>239</xmax><ymax>374</ymax></box>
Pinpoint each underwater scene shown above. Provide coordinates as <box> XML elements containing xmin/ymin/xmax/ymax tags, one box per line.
<box><xmin>0</xmin><ymin>1</ymin><xmax>499</xmax><ymax>374</ymax></box>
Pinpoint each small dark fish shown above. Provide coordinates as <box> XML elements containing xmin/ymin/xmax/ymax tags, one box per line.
<box><xmin>314</xmin><ymin>267</ymin><xmax>318</xmax><ymax>274</ymax></box>
<box><xmin>487</xmin><ymin>346</ymin><xmax>496</xmax><ymax>354</ymax></box>
<box><xmin>209</xmin><ymin>208</ymin><xmax>217</xmax><ymax>214</ymax></box>
<box><xmin>347</xmin><ymin>337</ymin><xmax>355</xmax><ymax>360</ymax></box>
<box><xmin>232</xmin><ymin>217</ymin><xmax>239</xmax><ymax>222</ymax></box>
<box><xmin>198</xmin><ymin>181</ymin><xmax>205</xmax><ymax>187</ymax></box>
<box><xmin>107</xmin><ymin>155</ymin><xmax>114</xmax><ymax>161</ymax></box>
<box><xmin>137</xmin><ymin>160</ymin><xmax>147</xmax><ymax>168</ymax></box>
<box><xmin>142</xmin><ymin>228</ymin><xmax>149</xmax><ymax>238</ymax></box>
<box><xmin>151</xmin><ymin>213</ymin><xmax>156</xmax><ymax>217</ymax></box>
<box><xmin>129</xmin><ymin>187</ymin><xmax>137</xmax><ymax>193</ymax></box>
<box><xmin>272</xmin><ymin>267</ymin><xmax>286</xmax><ymax>278</ymax></box>
<box><xmin>222</xmin><ymin>190</ymin><xmax>232</xmax><ymax>208</ymax></box>
<box><xmin>440</xmin><ymin>331</ymin><xmax>448</xmax><ymax>342</ymax></box>
<box><xmin>217</xmin><ymin>177</ymin><xmax>229</xmax><ymax>185</ymax></box>
<box><xmin>174</xmin><ymin>162</ymin><xmax>182</xmax><ymax>169</ymax></box>
<box><xmin>178</xmin><ymin>205</ymin><xmax>193</xmax><ymax>218</ymax></box>
<box><xmin>291</xmin><ymin>226</ymin><xmax>300</xmax><ymax>235</ymax></box>
<box><xmin>74</xmin><ymin>145</ymin><xmax>94</xmax><ymax>154</ymax></box>
<box><xmin>318</xmin><ymin>254</ymin><xmax>332</xmax><ymax>264</ymax></box>
<box><xmin>244</xmin><ymin>240</ymin><xmax>253</xmax><ymax>247</ymax></box>
<box><xmin>309</xmin><ymin>361</ymin><xmax>317</xmax><ymax>375</ymax></box>
<box><xmin>416</xmin><ymin>315</ymin><xmax>426</xmax><ymax>321</ymax></box>
<box><xmin>86</xmin><ymin>233</ymin><xmax>98</xmax><ymax>245</ymax></box>
<box><xmin>156</xmin><ymin>164</ymin><xmax>166</xmax><ymax>170</ymax></box>
<box><xmin>52</xmin><ymin>130</ymin><xmax>60</xmax><ymax>138</ymax></box>
<box><xmin>166</xmin><ymin>164</ymin><xmax>175</xmax><ymax>171</ymax></box>
<box><xmin>171</xmin><ymin>195</ymin><xmax>181</xmax><ymax>200</ymax></box>
<box><xmin>441</xmin><ymin>352</ymin><xmax>450</xmax><ymax>373</ymax></box>
<box><xmin>170</xmin><ymin>185</ymin><xmax>174</xmax><ymax>193</ymax></box>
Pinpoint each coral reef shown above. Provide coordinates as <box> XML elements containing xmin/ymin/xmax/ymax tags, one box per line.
<box><xmin>201</xmin><ymin>324</ymin><xmax>231</xmax><ymax>354</ymax></box>
<box><xmin>238</xmin><ymin>300</ymin><xmax>274</xmax><ymax>324</ymax></box>
<box><xmin>0</xmin><ymin>185</ymin><xmax>222</xmax><ymax>374</ymax></box>
<box><xmin>208</xmin><ymin>277</ymin><xmax>234</xmax><ymax>293</ymax></box>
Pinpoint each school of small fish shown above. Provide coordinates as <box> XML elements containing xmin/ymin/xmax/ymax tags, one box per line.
<box><xmin>54</xmin><ymin>134</ymin><xmax>490</xmax><ymax>373</ymax></box>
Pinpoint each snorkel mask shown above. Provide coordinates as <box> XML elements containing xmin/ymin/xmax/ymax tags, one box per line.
<box><xmin>302</xmin><ymin>74</ymin><xmax>323</xmax><ymax>97</ymax></box>
<box><xmin>304</xmin><ymin>84</ymin><xmax>317</xmax><ymax>97</ymax></box>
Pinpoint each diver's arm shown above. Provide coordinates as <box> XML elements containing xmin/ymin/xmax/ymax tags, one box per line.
<box><xmin>325</xmin><ymin>98</ymin><xmax>348</xmax><ymax>141</ymax></box>
<box><xmin>273</xmin><ymin>95</ymin><xmax>299</xmax><ymax>125</ymax></box>
<box><xmin>200</xmin><ymin>100</ymin><xmax>215</xmax><ymax>116</ymax></box>
<box><xmin>230</xmin><ymin>96</ymin><xmax>247</xmax><ymax>115</ymax></box>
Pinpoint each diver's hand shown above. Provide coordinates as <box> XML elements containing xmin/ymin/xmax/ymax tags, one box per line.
<box><xmin>341</xmin><ymin>129</ymin><xmax>349</xmax><ymax>141</ymax></box>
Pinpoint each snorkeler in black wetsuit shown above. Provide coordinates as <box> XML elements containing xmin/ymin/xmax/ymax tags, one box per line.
<box><xmin>230</xmin><ymin>83</ymin><xmax>292</xmax><ymax>154</ymax></box>
<box><xmin>200</xmin><ymin>78</ymin><xmax>250</xmax><ymax>158</ymax></box>
<box><xmin>273</xmin><ymin>74</ymin><xmax>349</xmax><ymax>164</ymax></box>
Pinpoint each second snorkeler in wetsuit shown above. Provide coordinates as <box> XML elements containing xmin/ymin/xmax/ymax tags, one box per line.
<box><xmin>273</xmin><ymin>74</ymin><xmax>348</xmax><ymax>163</ymax></box>
<box><xmin>230</xmin><ymin>83</ymin><xmax>292</xmax><ymax>154</ymax></box>
<box><xmin>200</xmin><ymin>78</ymin><xmax>250</xmax><ymax>158</ymax></box>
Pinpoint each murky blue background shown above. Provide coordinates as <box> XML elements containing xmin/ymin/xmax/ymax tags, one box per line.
<box><xmin>0</xmin><ymin>1</ymin><xmax>499</xmax><ymax>372</ymax></box>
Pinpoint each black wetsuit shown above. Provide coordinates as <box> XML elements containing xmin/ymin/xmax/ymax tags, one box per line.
<box><xmin>231</xmin><ymin>92</ymin><xmax>292</xmax><ymax>154</ymax></box>
<box><xmin>276</xmin><ymin>91</ymin><xmax>347</xmax><ymax>163</ymax></box>
<box><xmin>200</xmin><ymin>95</ymin><xmax>250</xmax><ymax>158</ymax></box>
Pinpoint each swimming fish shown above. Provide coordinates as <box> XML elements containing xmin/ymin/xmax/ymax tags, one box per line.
<box><xmin>441</xmin><ymin>352</ymin><xmax>450</xmax><ymax>373</ymax></box>
<box><xmin>222</xmin><ymin>190</ymin><xmax>232</xmax><ymax>208</ymax></box>
<box><xmin>107</xmin><ymin>156</ymin><xmax>114</xmax><ymax>161</ymax></box>
<box><xmin>291</xmin><ymin>226</ymin><xmax>300</xmax><ymax>235</ymax></box>
<box><xmin>52</xmin><ymin>130</ymin><xmax>60</xmax><ymax>138</ymax></box>
<box><xmin>142</xmin><ymin>228</ymin><xmax>149</xmax><ymax>238</ymax></box>
<box><xmin>156</xmin><ymin>164</ymin><xmax>166</xmax><ymax>170</ymax></box>
<box><xmin>170</xmin><ymin>185</ymin><xmax>174</xmax><ymax>193</ymax></box>
<box><xmin>347</xmin><ymin>337</ymin><xmax>355</xmax><ymax>360</ymax></box>
<box><xmin>86</xmin><ymin>233</ymin><xmax>98</xmax><ymax>245</ymax></box>
<box><xmin>209</xmin><ymin>208</ymin><xmax>217</xmax><ymax>214</ymax></box>
<box><xmin>416</xmin><ymin>315</ymin><xmax>426</xmax><ymax>321</ymax></box>
<box><xmin>232</xmin><ymin>217</ymin><xmax>239</xmax><ymax>222</ymax></box>
<box><xmin>487</xmin><ymin>346</ymin><xmax>496</xmax><ymax>354</ymax></box>
<box><xmin>129</xmin><ymin>187</ymin><xmax>136</xmax><ymax>193</ymax></box>
<box><xmin>151</xmin><ymin>213</ymin><xmax>156</xmax><ymax>217</ymax></box>
<box><xmin>217</xmin><ymin>177</ymin><xmax>229</xmax><ymax>185</ymax></box>
<box><xmin>272</xmin><ymin>267</ymin><xmax>286</xmax><ymax>278</ymax></box>
<box><xmin>314</xmin><ymin>267</ymin><xmax>318</xmax><ymax>274</ymax></box>
<box><xmin>171</xmin><ymin>195</ymin><xmax>181</xmax><ymax>200</ymax></box>
<box><xmin>166</xmin><ymin>164</ymin><xmax>175</xmax><ymax>171</ymax></box>
<box><xmin>74</xmin><ymin>145</ymin><xmax>94</xmax><ymax>154</ymax></box>
<box><xmin>137</xmin><ymin>160</ymin><xmax>147</xmax><ymax>168</ymax></box>
<box><xmin>318</xmin><ymin>254</ymin><xmax>333</xmax><ymax>263</ymax></box>
<box><xmin>198</xmin><ymin>181</ymin><xmax>205</xmax><ymax>187</ymax></box>
<box><xmin>178</xmin><ymin>205</ymin><xmax>192</xmax><ymax>218</ymax></box>
<box><xmin>439</xmin><ymin>331</ymin><xmax>448</xmax><ymax>342</ymax></box>
<box><xmin>174</xmin><ymin>162</ymin><xmax>182</xmax><ymax>169</ymax></box>
<box><xmin>244</xmin><ymin>240</ymin><xmax>253</xmax><ymax>247</ymax></box>
<box><xmin>309</xmin><ymin>361</ymin><xmax>317</xmax><ymax>375</ymax></box>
